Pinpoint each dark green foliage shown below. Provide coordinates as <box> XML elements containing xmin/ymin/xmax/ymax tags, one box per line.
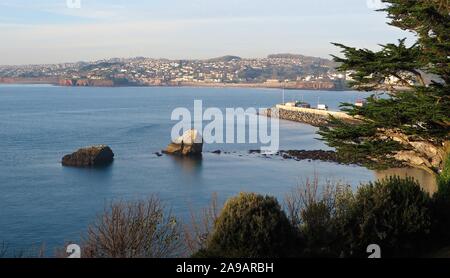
<box><xmin>382</xmin><ymin>0</ymin><xmax>450</xmax><ymax>82</ymax></box>
<box><xmin>195</xmin><ymin>193</ymin><xmax>301</xmax><ymax>258</ymax></box>
<box><xmin>298</xmin><ymin>200</ymin><xmax>339</xmax><ymax>257</ymax></box>
<box><xmin>430</xmin><ymin>194</ymin><xmax>450</xmax><ymax>246</ymax></box>
<box><xmin>319</xmin><ymin>116</ymin><xmax>404</xmax><ymax>169</ymax></box>
<box><xmin>320</xmin><ymin>0</ymin><xmax>450</xmax><ymax>172</ymax></box>
<box><xmin>332</xmin><ymin>39</ymin><xmax>425</xmax><ymax>90</ymax></box>
<box><xmin>287</xmin><ymin>177</ymin><xmax>434</xmax><ymax>257</ymax></box>
<box><xmin>430</xmin><ymin>154</ymin><xmax>450</xmax><ymax>245</ymax></box>
<box><xmin>336</xmin><ymin>177</ymin><xmax>432</xmax><ymax>257</ymax></box>
<box><xmin>285</xmin><ymin>180</ymin><xmax>351</xmax><ymax>257</ymax></box>
<box><xmin>437</xmin><ymin>153</ymin><xmax>450</xmax><ymax>196</ymax></box>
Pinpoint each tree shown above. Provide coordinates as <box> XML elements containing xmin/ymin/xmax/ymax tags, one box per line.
<box><xmin>319</xmin><ymin>0</ymin><xmax>449</xmax><ymax>173</ymax></box>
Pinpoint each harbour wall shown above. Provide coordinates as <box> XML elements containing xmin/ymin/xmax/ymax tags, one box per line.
<box><xmin>262</xmin><ymin>104</ymin><xmax>360</xmax><ymax>127</ymax></box>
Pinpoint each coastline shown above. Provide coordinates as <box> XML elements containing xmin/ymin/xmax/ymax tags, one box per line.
<box><xmin>0</xmin><ymin>77</ymin><xmax>351</xmax><ymax>91</ymax></box>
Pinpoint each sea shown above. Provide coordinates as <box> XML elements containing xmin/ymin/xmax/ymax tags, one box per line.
<box><xmin>0</xmin><ymin>85</ymin><xmax>436</xmax><ymax>255</ymax></box>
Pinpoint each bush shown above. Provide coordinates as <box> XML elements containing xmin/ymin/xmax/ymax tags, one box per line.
<box><xmin>184</xmin><ymin>193</ymin><xmax>221</xmax><ymax>255</ymax></box>
<box><xmin>437</xmin><ymin>153</ymin><xmax>450</xmax><ymax>197</ymax></box>
<box><xmin>431</xmin><ymin>154</ymin><xmax>450</xmax><ymax>245</ymax></box>
<box><xmin>195</xmin><ymin>193</ymin><xmax>300</xmax><ymax>258</ymax></box>
<box><xmin>0</xmin><ymin>242</ymin><xmax>46</xmax><ymax>258</ymax></box>
<box><xmin>337</xmin><ymin>176</ymin><xmax>432</xmax><ymax>257</ymax></box>
<box><xmin>285</xmin><ymin>178</ymin><xmax>351</xmax><ymax>257</ymax></box>
<box><xmin>82</xmin><ymin>197</ymin><xmax>183</xmax><ymax>258</ymax></box>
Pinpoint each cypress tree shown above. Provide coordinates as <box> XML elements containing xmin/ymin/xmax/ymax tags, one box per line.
<box><xmin>319</xmin><ymin>0</ymin><xmax>449</xmax><ymax>173</ymax></box>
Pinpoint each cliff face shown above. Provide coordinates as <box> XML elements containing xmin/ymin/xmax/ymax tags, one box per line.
<box><xmin>384</xmin><ymin>130</ymin><xmax>449</xmax><ymax>173</ymax></box>
<box><xmin>0</xmin><ymin>77</ymin><xmax>59</xmax><ymax>84</ymax></box>
<box><xmin>0</xmin><ymin>77</ymin><xmax>114</xmax><ymax>87</ymax></box>
<box><xmin>58</xmin><ymin>79</ymin><xmax>114</xmax><ymax>87</ymax></box>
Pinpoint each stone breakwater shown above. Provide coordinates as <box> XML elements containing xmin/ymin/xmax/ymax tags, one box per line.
<box><xmin>262</xmin><ymin>105</ymin><xmax>361</xmax><ymax>127</ymax></box>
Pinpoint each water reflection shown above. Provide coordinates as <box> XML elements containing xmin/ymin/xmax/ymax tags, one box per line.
<box><xmin>169</xmin><ymin>155</ymin><xmax>203</xmax><ymax>175</ymax></box>
<box><xmin>375</xmin><ymin>168</ymin><xmax>437</xmax><ymax>194</ymax></box>
<box><xmin>61</xmin><ymin>162</ymin><xmax>115</xmax><ymax>183</ymax></box>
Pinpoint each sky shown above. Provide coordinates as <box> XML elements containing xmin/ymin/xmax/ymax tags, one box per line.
<box><xmin>0</xmin><ymin>0</ymin><xmax>416</xmax><ymax>65</ymax></box>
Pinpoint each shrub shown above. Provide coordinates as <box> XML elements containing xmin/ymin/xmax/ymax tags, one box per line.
<box><xmin>431</xmin><ymin>154</ymin><xmax>450</xmax><ymax>245</ymax></box>
<box><xmin>437</xmin><ymin>153</ymin><xmax>450</xmax><ymax>197</ymax></box>
<box><xmin>82</xmin><ymin>197</ymin><xmax>183</xmax><ymax>258</ymax></box>
<box><xmin>285</xmin><ymin>178</ymin><xmax>351</xmax><ymax>257</ymax></box>
<box><xmin>337</xmin><ymin>176</ymin><xmax>432</xmax><ymax>257</ymax></box>
<box><xmin>0</xmin><ymin>242</ymin><xmax>46</xmax><ymax>258</ymax></box>
<box><xmin>184</xmin><ymin>193</ymin><xmax>221</xmax><ymax>255</ymax></box>
<box><xmin>195</xmin><ymin>193</ymin><xmax>300</xmax><ymax>258</ymax></box>
<box><xmin>0</xmin><ymin>242</ymin><xmax>6</xmax><ymax>258</ymax></box>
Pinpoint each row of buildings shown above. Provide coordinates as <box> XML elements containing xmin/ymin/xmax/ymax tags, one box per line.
<box><xmin>0</xmin><ymin>55</ymin><xmax>349</xmax><ymax>89</ymax></box>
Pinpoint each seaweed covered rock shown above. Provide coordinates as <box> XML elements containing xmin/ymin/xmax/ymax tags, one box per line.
<box><xmin>62</xmin><ymin>145</ymin><xmax>114</xmax><ymax>167</ymax></box>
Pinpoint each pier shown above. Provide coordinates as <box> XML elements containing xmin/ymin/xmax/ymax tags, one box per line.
<box><xmin>263</xmin><ymin>104</ymin><xmax>361</xmax><ymax>127</ymax></box>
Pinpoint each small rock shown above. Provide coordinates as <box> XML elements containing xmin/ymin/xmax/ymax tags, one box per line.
<box><xmin>62</xmin><ymin>145</ymin><xmax>114</xmax><ymax>167</ymax></box>
<box><xmin>212</xmin><ymin>150</ymin><xmax>222</xmax><ymax>154</ymax></box>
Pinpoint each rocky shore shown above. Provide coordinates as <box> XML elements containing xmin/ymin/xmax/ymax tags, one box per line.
<box><xmin>250</xmin><ymin>149</ymin><xmax>339</xmax><ymax>162</ymax></box>
<box><xmin>248</xmin><ymin>149</ymin><xmax>372</xmax><ymax>166</ymax></box>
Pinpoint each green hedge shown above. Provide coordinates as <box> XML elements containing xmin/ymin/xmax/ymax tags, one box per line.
<box><xmin>336</xmin><ymin>177</ymin><xmax>432</xmax><ymax>257</ymax></box>
<box><xmin>195</xmin><ymin>175</ymin><xmax>450</xmax><ymax>258</ymax></box>
<box><xmin>195</xmin><ymin>193</ymin><xmax>301</xmax><ymax>258</ymax></box>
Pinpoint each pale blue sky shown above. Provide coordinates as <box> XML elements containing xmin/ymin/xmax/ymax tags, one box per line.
<box><xmin>0</xmin><ymin>0</ymin><xmax>415</xmax><ymax>65</ymax></box>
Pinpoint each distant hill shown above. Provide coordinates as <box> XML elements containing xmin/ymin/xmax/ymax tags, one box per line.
<box><xmin>206</xmin><ymin>55</ymin><xmax>242</xmax><ymax>62</ymax></box>
<box><xmin>268</xmin><ymin>53</ymin><xmax>311</xmax><ymax>59</ymax></box>
<box><xmin>80</xmin><ymin>62</ymin><xmax>122</xmax><ymax>71</ymax></box>
<box><xmin>267</xmin><ymin>53</ymin><xmax>336</xmax><ymax>67</ymax></box>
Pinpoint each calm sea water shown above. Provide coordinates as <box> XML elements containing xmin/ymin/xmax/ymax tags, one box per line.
<box><xmin>0</xmin><ymin>85</ymin><xmax>435</xmax><ymax>254</ymax></box>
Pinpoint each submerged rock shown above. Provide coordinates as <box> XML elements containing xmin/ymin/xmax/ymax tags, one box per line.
<box><xmin>163</xmin><ymin>129</ymin><xmax>203</xmax><ymax>156</ymax></box>
<box><xmin>62</xmin><ymin>145</ymin><xmax>114</xmax><ymax>167</ymax></box>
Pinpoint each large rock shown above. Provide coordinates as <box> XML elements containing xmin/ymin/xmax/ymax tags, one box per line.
<box><xmin>62</xmin><ymin>145</ymin><xmax>114</xmax><ymax>167</ymax></box>
<box><xmin>163</xmin><ymin>129</ymin><xmax>203</xmax><ymax>156</ymax></box>
<box><xmin>394</xmin><ymin>150</ymin><xmax>432</xmax><ymax>169</ymax></box>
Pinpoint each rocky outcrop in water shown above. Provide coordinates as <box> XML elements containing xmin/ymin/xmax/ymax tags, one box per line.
<box><xmin>62</xmin><ymin>145</ymin><xmax>114</xmax><ymax>167</ymax></box>
<box><xmin>163</xmin><ymin>129</ymin><xmax>203</xmax><ymax>156</ymax></box>
<box><xmin>249</xmin><ymin>149</ymin><xmax>340</xmax><ymax>162</ymax></box>
<box><xmin>248</xmin><ymin>149</ymin><xmax>374</xmax><ymax>166</ymax></box>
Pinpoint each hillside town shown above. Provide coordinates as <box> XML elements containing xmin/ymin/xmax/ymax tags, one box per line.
<box><xmin>0</xmin><ymin>54</ymin><xmax>350</xmax><ymax>90</ymax></box>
